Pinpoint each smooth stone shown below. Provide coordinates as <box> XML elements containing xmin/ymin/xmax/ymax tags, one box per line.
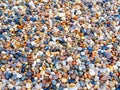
<box><xmin>67</xmin><ymin>57</ymin><xmax>73</xmax><ymax>62</ymax></box>
<box><xmin>89</xmin><ymin>69</ymin><xmax>95</xmax><ymax>76</ymax></box>
<box><xmin>100</xmin><ymin>68</ymin><xmax>107</xmax><ymax>73</ymax></box>
<box><xmin>1</xmin><ymin>60</ymin><xmax>7</xmax><ymax>64</ymax></box>
<box><xmin>16</xmin><ymin>73</ymin><xmax>22</xmax><ymax>78</ymax></box>
<box><xmin>86</xmin><ymin>84</ymin><xmax>91</xmax><ymax>89</ymax></box>
<box><xmin>101</xmin><ymin>75</ymin><xmax>108</xmax><ymax>81</ymax></box>
<box><xmin>26</xmin><ymin>83</ymin><xmax>31</xmax><ymax>88</ymax></box>
<box><xmin>79</xmin><ymin>81</ymin><xmax>86</xmax><ymax>87</ymax></box>
<box><xmin>5</xmin><ymin>72</ymin><xmax>12</xmax><ymax>80</ymax></box>
<box><xmin>116</xmin><ymin>61</ymin><xmax>120</xmax><ymax>67</ymax></box>
<box><xmin>16</xmin><ymin>86</ymin><xmax>22</xmax><ymax>89</ymax></box>
<box><xmin>61</xmin><ymin>78</ymin><xmax>67</xmax><ymax>83</ymax></box>
<box><xmin>7</xmin><ymin>84</ymin><xmax>13</xmax><ymax>89</ymax></box>
<box><xmin>52</xmin><ymin>80</ymin><xmax>57</xmax><ymax>85</ymax></box>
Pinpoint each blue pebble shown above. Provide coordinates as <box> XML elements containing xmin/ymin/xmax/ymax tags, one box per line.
<box><xmin>5</xmin><ymin>72</ymin><xmax>12</xmax><ymax>80</ymax></box>
<box><xmin>70</xmin><ymin>25</ymin><xmax>76</xmax><ymax>29</ymax></box>
<box><xmin>17</xmin><ymin>29</ymin><xmax>22</xmax><ymax>33</ymax></box>
<box><xmin>23</xmin><ymin>16</ymin><xmax>28</xmax><ymax>21</ymax></box>
<box><xmin>85</xmin><ymin>61</ymin><xmax>90</xmax><ymax>65</ymax></box>
<box><xmin>25</xmin><ymin>3</ymin><xmax>30</xmax><ymax>7</ymax></box>
<box><xmin>88</xmin><ymin>4</ymin><xmax>92</xmax><ymax>9</ymax></box>
<box><xmin>52</xmin><ymin>80</ymin><xmax>57</xmax><ymax>85</ymax></box>
<box><xmin>26</xmin><ymin>72</ymin><xmax>32</xmax><ymax>77</ymax></box>
<box><xmin>0</xmin><ymin>34</ymin><xmax>7</xmax><ymax>40</ymax></box>
<box><xmin>0</xmin><ymin>63</ymin><xmax>2</xmax><ymax>67</ymax></box>
<box><xmin>2</xmin><ymin>29</ymin><xmax>8</xmax><ymax>32</ymax></box>
<box><xmin>21</xmin><ymin>76</ymin><xmax>26</xmax><ymax>81</ymax></box>
<box><xmin>4</xmin><ymin>13</ymin><xmax>9</xmax><ymax>17</ymax></box>
<box><xmin>15</xmin><ymin>12</ymin><xmax>21</xmax><ymax>18</ymax></box>
<box><xmin>44</xmin><ymin>88</ymin><xmax>49</xmax><ymax>90</ymax></box>
<box><xmin>8</xmin><ymin>19</ymin><xmax>12</xmax><ymax>23</ymax></box>
<box><xmin>44</xmin><ymin>46</ymin><xmax>49</xmax><ymax>51</ymax></box>
<box><xmin>41</xmin><ymin>29</ymin><xmax>45</xmax><ymax>32</ymax></box>
<box><xmin>79</xmin><ymin>81</ymin><xmax>86</xmax><ymax>87</ymax></box>
<box><xmin>0</xmin><ymin>11</ymin><xmax>3</xmax><ymax>16</ymax></box>
<box><xmin>14</xmin><ymin>18</ymin><xmax>20</xmax><ymax>24</ymax></box>
<box><xmin>41</xmin><ymin>19</ymin><xmax>46</xmax><ymax>23</ymax></box>
<box><xmin>118</xmin><ymin>8</ymin><xmax>120</xmax><ymax>12</ymax></box>
<box><xmin>105</xmin><ymin>53</ymin><xmax>111</xmax><ymax>58</ymax></box>
<box><xmin>55</xmin><ymin>16</ymin><xmax>61</xmax><ymax>20</ymax></box>
<box><xmin>101</xmin><ymin>46</ymin><xmax>109</xmax><ymax>50</ymax></box>
<box><xmin>12</xmin><ymin>74</ymin><xmax>17</xmax><ymax>80</ymax></box>
<box><xmin>91</xmin><ymin>80</ymin><xmax>97</xmax><ymax>85</ymax></box>
<box><xmin>116</xmin><ymin>85</ymin><xmax>120</xmax><ymax>90</ymax></box>
<box><xmin>91</xmin><ymin>60</ymin><xmax>95</xmax><ymax>64</ymax></box>
<box><xmin>68</xmin><ymin>79</ymin><xmax>75</xmax><ymax>83</ymax></box>
<box><xmin>27</xmin><ymin>43</ymin><xmax>34</xmax><ymax>49</ymax></box>
<box><xmin>58</xmin><ymin>87</ymin><xmax>64</xmax><ymax>90</ymax></box>
<box><xmin>105</xmin><ymin>0</ymin><xmax>108</xmax><ymax>2</ymax></box>
<box><xmin>31</xmin><ymin>77</ymin><xmax>35</xmax><ymax>82</ymax></box>
<box><xmin>114</xmin><ymin>15</ymin><xmax>120</xmax><ymax>19</ymax></box>
<box><xmin>44</xmin><ymin>40</ymin><xmax>49</xmax><ymax>44</ymax></box>
<box><xmin>1</xmin><ymin>60</ymin><xmax>7</xmax><ymax>64</ymax></box>
<box><xmin>107</xmin><ymin>23</ymin><xmax>111</xmax><ymax>27</ymax></box>
<box><xmin>98</xmin><ymin>71</ymin><xmax>101</xmax><ymax>76</ymax></box>
<box><xmin>87</xmin><ymin>46</ymin><xmax>93</xmax><ymax>51</ymax></box>
<box><xmin>109</xmin><ymin>72</ymin><xmax>114</xmax><ymax>76</ymax></box>
<box><xmin>26</xmin><ymin>10</ymin><xmax>32</xmax><ymax>15</ymax></box>
<box><xmin>21</xmin><ymin>68</ymin><xmax>25</xmax><ymax>73</ymax></box>
<box><xmin>47</xmin><ymin>31</ymin><xmax>52</xmax><ymax>35</ymax></box>
<box><xmin>30</xmin><ymin>17</ymin><xmax>36</xmax><ymax>22</ymax></box>
<box><xmin>102</xmin><ymin>52</ymin><xmax>107</xmax><ymax>57</ymax></box>
<box><xmin>57</xmin><ymin>26</ymin><xmax>64</xmax><ymax>31</ymax></box>
<box><xmin>70</xmin><ymin>19</ymin><xmax>74</xmax><ymax>23</ymax></box>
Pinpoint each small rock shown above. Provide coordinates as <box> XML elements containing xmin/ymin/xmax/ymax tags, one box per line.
<box><xmin>67</xmin><ymin>57</ymin><xmax>73</xmax><ymax>62</ymax></box>
<box><xmin>7</xmin><ymin>84</ymin><xmax>13</xmax><ymax>89</ymax></box>
<box><xmin>26</xmin><ymin>83</ymin><xmax>31</xmax><ymax>89</ymax></box>
<box><xmin>1</xmin><ymin>60</ymin><xmax>7</xmax><ymax>64</ymax></box>
<box><xmin>89</xmin><ymin>69</ymin><xmax>95</xmax><ymax>76</ymax></box>
<box><xmin>61</xmin><ymin>78</ymin><xmax>67</xmax><ymax>83</ymax></box>
<box><xmin>116</xmin><ymin>61</ymin><xmax>120</xmax><ymax>67</ymax></box>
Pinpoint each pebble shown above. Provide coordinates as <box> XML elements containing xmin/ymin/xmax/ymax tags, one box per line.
<box><xmin>89</xmin><ymin>69</ymin><xmax>95</xmax><ymax>76</ymax></box>
<box><xmin>116</xmin><ymin>61</ymin><xmax>120</xmax><ymax>67</ymax></box>
<box><xmin>7</xmin><ymin>84</ymin><xmax>13</xmax><ymax>89</ymax></box>
<box><xmin>26</xmin><ymin>83</ymin><xmax>31</xmax><ymax>89</ymax></box>
<box><xmin>67</xmin><ymin>57</ymin><xmax>73</xmax><ymax>62</ymax></box>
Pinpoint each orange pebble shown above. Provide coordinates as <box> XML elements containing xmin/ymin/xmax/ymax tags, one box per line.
<box><xmin>73</xmin><ymin>16</ymin><xmax>78</xmax><ymax>20</ymax></box>
<box><xmin>92</xmin><ymin>51</ymin><xmax>97</xmax><ymax>57</ymax></box>
<box><xmin>95</xmin><ymin>13</ymin><xmax>100</xmax><ymax>18</ymax></box>
<box><xmin>36</xmin><ymin>73</ymin><xmax>41</xmax><ymax>78</ymax></box>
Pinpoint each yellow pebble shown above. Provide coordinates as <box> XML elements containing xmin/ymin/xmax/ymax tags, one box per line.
<box><xmin>46</xmin><ymin>50</ymin><xmax>51</xmax><ymax>57</ymax></box>
<box><xmin>1</xmin><ymin>67</ymin><xmax>5</xmax><ymax>71</ymax></box>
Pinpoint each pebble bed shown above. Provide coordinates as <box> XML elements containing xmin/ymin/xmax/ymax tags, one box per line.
<box><xmin>0</xmin><ymin>0</ymin><xmax>120</xmax><ymax>90</ymax></box>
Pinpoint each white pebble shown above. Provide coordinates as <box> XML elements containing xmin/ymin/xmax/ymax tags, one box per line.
<box><xmin>116</xmin><ymin>61</ymin><xmax>120</xmax><ymax>67</ymax></box>
<box><xmin>29</xmin><ymin>1</ymin><xmax>35</xmax><ymax>9</ymax></box>
<box><xmin>81</xmin><ymin>52</ymin><xmax>85</xmax><ymax>55</ymax></box>
<box><xmin>86</xmin><ymin>84</ymin><xmax>91</xmax><ymax>89</ymax></box>
<box><xmin>67</xmin><ymin>57</ymin><xmax>73</xmax><ymax>62</ymax></box>
<box><xmin>7</xmin><ymin>84</ymin><xmax>13</xmax><ymax>89</ymax></box>
<box><xmin>26</xmin><ymin>83</ymin><xmax>31</xmax><ymax>89</ymax></box>
<box><xmin>16</xmin><ymin>73</ymin><xmax>22</xmax><ymax>78</ymax></box>
<box><xmin>89</xmin><ymin>69</ymin><xmax>95</xmax><ymax>76</ymax></box>
<box><xmin>31</xmin><ymin>41</ymin><xmax>36</xmax><ymax>46</ymax></box>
